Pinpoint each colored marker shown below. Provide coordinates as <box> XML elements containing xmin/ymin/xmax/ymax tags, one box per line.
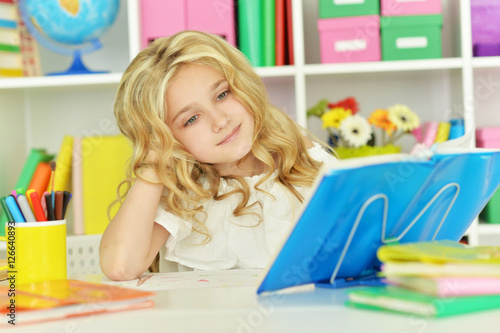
<box><xmin>54</xmin><ymin>191</ymin><xmax>64</xmax><ymax>220</ymax></box>
<box><xmin>5</xmin><ymin>195</ymin><xmax>26</xmax><ymax>222</ymax></box>
<box><xmin>16</xmin><ymin>194</ymin><xmax>36</xmax><ymax>222</ymax></box>
<box><xmin>0</xmin><ymin>196</ymin><xmax>14</xmax><ymax>222</ymax></box>
<box><xmin>62</xmin><ymin>191</ymin><xmax>71</xmax><ymax>219</ymax></box>
<box><xmin>26</xmin><ymin>189</ymin><xmax>36</xmax><ymax>210</ymax></box>
<box><xmin>29</xmin><ymin>191</ymin><xmax>47</xmax><ymax>222</ymax></box>
<box><xmin>44</xmin><ymin>193</ymin><xmax>55</xmax><ymax>221</ymax></box>
<box><xmin>41</xmin><ymin>190</ymin><xmax>50</xmax><ymax>217</ymax></box>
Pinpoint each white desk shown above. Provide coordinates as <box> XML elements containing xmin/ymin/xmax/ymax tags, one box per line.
<box><xmin>6</xmin><ymin>272</ymin><xmax>500</xmax><ymax>333</ymax></box>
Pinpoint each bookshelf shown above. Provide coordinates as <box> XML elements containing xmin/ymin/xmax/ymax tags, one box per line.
<box><xmin>0</xmin><ymin>0</ymin><xmax>499</xmax><ymax>245</ymax></box>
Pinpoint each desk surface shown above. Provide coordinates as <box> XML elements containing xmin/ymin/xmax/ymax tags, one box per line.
<box><xmin>6</xmin><ymin>270</ymin><xmax>500</xmax><ymax>333</ymax></box>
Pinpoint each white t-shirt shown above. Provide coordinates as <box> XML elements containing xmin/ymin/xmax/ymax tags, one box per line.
<box><xmin>154</xmin><ymin>142</ymin><xmax>336</xmax><ymax>270</ymax></box>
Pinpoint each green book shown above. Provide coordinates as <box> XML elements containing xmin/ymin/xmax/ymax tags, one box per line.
<box><xmin>15</xmin><ymin>148</ymin><xmax>55</xmax><ymax>190</ymax></box>
<box><xmin>346</xmin><ymin>286</ymin><xmax>500</xmax><ymax>317</ymax></box>
<box><xmin>237</xmin><ymin>0</ymin><xmax>264</xmax><ymax>67</ymax></box>
<box><xmin>262</xmin><ymin>0</ymin><xmax>275</xmax><ymax>67</ymax></box>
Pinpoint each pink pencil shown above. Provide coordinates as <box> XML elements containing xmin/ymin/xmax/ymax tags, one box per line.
<box><xmin>41</xmin><ymin>190</ymin><xmax>50</xmax><ymax>217</ymax></box>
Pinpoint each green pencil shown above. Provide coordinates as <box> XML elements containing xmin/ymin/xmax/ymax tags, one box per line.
<box><xmin>0</xmin><ymin>196</ymin><xmax>14</xmax><ymax>223</ymax></box>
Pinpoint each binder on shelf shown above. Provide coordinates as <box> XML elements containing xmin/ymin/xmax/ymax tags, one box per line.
<box><xmin>262</xmin><ymin>0</ymin><xmax>275</xmax><ymax>66</ymax></box>
<box><xmin>285</xmin><ymin>0</ymin><xmax>294</xmax><ymax>65</ymax></box>
<box><xmin>257</xmin><ymin>141</ymin><xmax>500</xmax><ymax>294</ymax></box>
<box><xmin>81</xmin><ymin>135</ymin><xmax>132</xmax><ymax>234</ymax></box>
<box><xmin>275</xmin><ymin>0</ymin><xmax>286</xmax><ymax>66</ymax></box>
<box><xmin>53</xmin><ymin>135</ymin><xmax>73</xmax><ymax>192</ymax></box>
<box><xmin>434</xmin><ymin>121</ymin><xmax>451</xmax><ymax>143</ymax></box>
<box><xmin>237</xmin><ymin>0</ymin><xmax>264</xmax><ymax>67</ymax></box>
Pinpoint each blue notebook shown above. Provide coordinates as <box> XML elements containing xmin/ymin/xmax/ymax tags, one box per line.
<box><xmin>257</xmin><ymin>146</ymin><xmax>500</xmax><ymax>294</ymax></box>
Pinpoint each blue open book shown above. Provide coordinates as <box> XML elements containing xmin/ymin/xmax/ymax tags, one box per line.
<box><xmin>257</xmin><ymin>140</ymin><xmax>500</xmax><ymax>294</ymax></box>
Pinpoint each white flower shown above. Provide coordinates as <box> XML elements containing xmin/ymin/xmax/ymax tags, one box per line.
<box><xmin>388</xmin><ymin>104</ymin><xmax>420</xmax><ymax>132</ymax></box>
<box><xmin>339</xmin><ymin>115</ymin><xmax>373</xmax><ymax>148</ymax></box>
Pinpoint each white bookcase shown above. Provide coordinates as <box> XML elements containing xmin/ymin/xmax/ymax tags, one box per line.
<box><xmin>0</xmin><ymin>0</ymin><xmax>499</xmax><ymax>244</ymax></box>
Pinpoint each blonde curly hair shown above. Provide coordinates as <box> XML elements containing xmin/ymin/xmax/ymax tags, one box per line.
<box><xmin>113</xmin><ymin>31</ymin><xmax>324</xmax><ymax>241</ymax></box>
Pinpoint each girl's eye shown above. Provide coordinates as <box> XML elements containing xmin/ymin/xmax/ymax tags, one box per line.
<box><xmin>216</xmin><ymin>90</ymin><xmax>229</xmax><ymax>101</ymax></box>
<box><xmin>184</xmin><ymin>115</ymin><xmax>198</xmax><ymax>127</ymax></box>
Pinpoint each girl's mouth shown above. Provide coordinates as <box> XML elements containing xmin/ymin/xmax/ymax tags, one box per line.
<box><xmin>218</xmin><ymin>125</ymin><xmax>241</xmax><ymax>145</ymax></box>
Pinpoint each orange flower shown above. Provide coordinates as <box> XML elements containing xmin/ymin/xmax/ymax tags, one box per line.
<box><xmin>368</xmin><ymin>109</ymin><xmax>396</xmax><ymax>135</ymax></box>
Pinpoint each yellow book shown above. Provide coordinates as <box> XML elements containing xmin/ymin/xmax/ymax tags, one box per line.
<box><xmin>434</xmin><ymin>122</ymin><xmax>451</xmax><ymax>143</ymax></box>
<box><xmin>52</xmin><ymin>135</ymin><xmax>74</xmax><ymax>192</ymax></box>
<box><xmin>81</xmin><ymin>135</ymin><xmax>132</xmax><ymax>234</ymax></box>
<box><xmin>377</xmin><ymin>240</ymin><xmax>500</xmax><ymax>265</ymax></box>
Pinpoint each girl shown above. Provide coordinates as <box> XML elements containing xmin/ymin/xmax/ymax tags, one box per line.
<box><xmin>99</xmin><ymin>31</ymin><xmax>336</xmax><ymax>281</ymax></box>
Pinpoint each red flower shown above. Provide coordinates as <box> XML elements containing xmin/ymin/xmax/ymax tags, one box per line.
<box><xmin>328</xmin><ymin>97</ymin><xmax>359</xmax><ymax>114</ymax></box>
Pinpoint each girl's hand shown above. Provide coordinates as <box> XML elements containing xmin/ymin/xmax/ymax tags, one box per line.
<box><xmin>137</xmin><ymin>150</ymin><xmax>162</xmax><ymax>183</ymax></box>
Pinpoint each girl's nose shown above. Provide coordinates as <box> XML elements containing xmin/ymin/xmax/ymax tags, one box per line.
<box><xmin>212</xmin><ymin>110</ymin><xmax>230</xmax><ymax>133</ymax></box>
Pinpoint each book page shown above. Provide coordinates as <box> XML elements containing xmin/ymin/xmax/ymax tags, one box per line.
<box><xmin>78</xmin><ymin>269</ymin><xmax>263</xmax><ymax>291</ymax></box>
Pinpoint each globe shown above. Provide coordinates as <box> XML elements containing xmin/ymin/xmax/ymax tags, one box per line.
<box><xmin>20</xmin><ymin>0</ymin><xmax>120</xmax><ymax>75</ymax></box>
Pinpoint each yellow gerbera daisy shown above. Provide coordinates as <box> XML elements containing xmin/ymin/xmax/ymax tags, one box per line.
<box><xmin>368</xmin><ymin>109</ymin><xmax>396</xmax><ymax>135</ymax></box>
<box><xmin>387</xmin><ymin>104</ymin><xmax>420</xmax><ymax>132</ymax></box>
<box><xmin>321</xmin><ymin>107</ymin><xmax>352</xmax><ymax>129</ymax></box>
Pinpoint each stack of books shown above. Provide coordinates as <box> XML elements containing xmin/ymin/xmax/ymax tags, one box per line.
<box><xmin>1</xmin><ymin>279</ymin><xmax>154</xmax><ymax>326</ymax></box>
<box><xmin>0</xmin><ymin>0</ymin><xmax>22</xmax><ymax>77</ymax></box>
<box><xmin>346</xmin><ymin>240</ymin><xmax>500</xmax><ymax>317</ymax></box>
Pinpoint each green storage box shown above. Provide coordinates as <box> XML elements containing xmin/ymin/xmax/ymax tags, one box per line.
<box><xmin>381</xmin><ymin>15</ymin><xmax>443</xmax><ymax>61</ymax></box>
<box><xmin>318</xmin><ymin>0</ymin><xmax>379</xmax><ymax>18</ymax></box>
<box><xmin>481</xmin><ymin>188</ymin><xmax>500</xmax><ymax>224</ymax></box>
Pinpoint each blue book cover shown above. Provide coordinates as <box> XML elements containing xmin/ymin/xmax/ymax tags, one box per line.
<box><xmin>257</xmin><ymin>144</ymin><xmax>500</xmax><ymax>294</ymax></box>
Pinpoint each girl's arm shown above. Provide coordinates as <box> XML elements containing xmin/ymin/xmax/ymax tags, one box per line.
<box><xmin>99</xmin><ymin>169</ymin><xmax>169</xmax><ymax>281</ymax></box>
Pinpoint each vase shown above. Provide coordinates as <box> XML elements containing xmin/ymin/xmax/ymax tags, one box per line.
<box><xmin>334</xmin><ymin>144</ymin><xmax>401</xmax><ymax>159</ymax></box>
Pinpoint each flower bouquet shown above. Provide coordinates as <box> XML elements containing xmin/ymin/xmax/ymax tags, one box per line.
<box><xmin>307</xmin><ymin>97</ymin><xmax>420</xmax><ymax>159</ymax></box>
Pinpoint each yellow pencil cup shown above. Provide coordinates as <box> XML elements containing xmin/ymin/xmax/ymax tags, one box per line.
<box><xmin>1</xmin><ymin>220</ymin><xmax>67</xmax><ymax>285</ymax></box>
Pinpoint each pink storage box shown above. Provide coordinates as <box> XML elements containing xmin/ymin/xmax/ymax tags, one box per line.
<box><xmin>317</xmin><ymin>15</ymin><xmax>380</xmax><ymax>64</ymax></box>
<box><xmin>186</xmin><ymin>0</ymin><xmax>235</xmax><ymax>46</ymax></box>
<box><xmin>140</xmin><ymin>0</ymin><xmax>186</xmax><ymax>49</ymax></box>
<box><xmin>140</xmin><ymin>0</ymin><xmax>235</xmax><ymax>49</ymax></box>
<box><xmin>380</xmin><ymin>0</ymin><xmax>442</xmax><ymax>16</ymax></box>
<box><xmin>476</xmin><ymin>127</ymin><xmax>500</xmax><ymax>148</ymax></box>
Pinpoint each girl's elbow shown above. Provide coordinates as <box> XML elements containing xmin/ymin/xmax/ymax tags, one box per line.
<box><xmin>99</xmin><ymin>249</ymin><xmax>144</xmax><ymax>281</ymax></box>
<box><xmin>100</xmin><ymin>260</ymin><xmax>142</xmax><ymax>281</ymax></box>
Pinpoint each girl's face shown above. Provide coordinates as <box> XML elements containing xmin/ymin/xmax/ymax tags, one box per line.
<box><xmin>165</xmin><ymin>64</ymin><xmax>256</xmax><ymax>176</ymax></box>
